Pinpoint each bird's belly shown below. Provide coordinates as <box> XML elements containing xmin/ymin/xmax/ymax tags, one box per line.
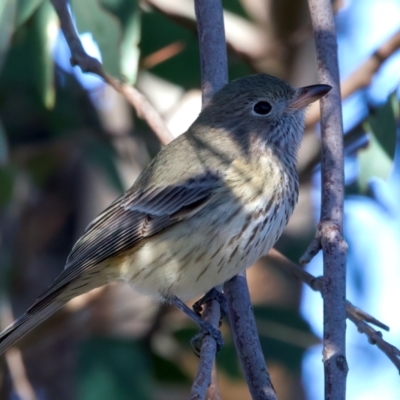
<box><xmin>119</xmin><ymin>198</ymin><xmax>292</xmax><ymax>301</ymax></box>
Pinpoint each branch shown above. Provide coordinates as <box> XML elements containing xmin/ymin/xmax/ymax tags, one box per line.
<box><xmin>267</xmin><ymin>249</ymin><xmax>400</xmax><ymax>372</ymax></box>
<box><xmin>224</xmin><ymin>273</ymin><xmax>277</xmax><ymax>400</ymax></box>
<box><xmin>189</xmin><ymin>1</ymin><xmax>227</xmax><ymax>398</ymax></box>
<box><xmin>306</xmin><ymin>29</ymin><xmax>400</xmax><ymax>127</ymax></box>
<box><xmin>50</xmin><ymin>0</ymin><xmax>174</xmax><ymax>146</ymax></box>
<box><xmin>192</xmin><ymin>1</ymin><xmax>276</xmax><ymax>399</ymax></box>
<box><xmin>305</xmin><ymin>1</ymin><xmax>348</xmax><ymax>399</ymax></box>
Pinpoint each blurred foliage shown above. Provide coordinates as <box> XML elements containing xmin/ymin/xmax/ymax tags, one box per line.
<box><xmin>0</xmin><ymin>0</ymin><xmax>399</xmax><ymax>399</ymax></box>
<box><xmin>78</xmin><ymin>336</ymin><xmax>152</xmax><ymax>400</ymax></box>
<box><xmin>358</xmin><ymin>92</ymin><xmax>399</xmax><ymax>192</ymax></box>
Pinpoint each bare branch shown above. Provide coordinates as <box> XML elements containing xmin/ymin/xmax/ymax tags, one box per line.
<box><xmin>306</xmin><ymin>1</ymin><xmax>348</xmax><ymax>398</ymax></box>
<box><xmin>224</xmin><ymin>272</ymin><xmax>278</xmax><ymax>400</ymax></box>
<box><xmin>194</xmin><ymin>0</ymin><xmax>228</xmax><ymax>104</ymax></box>
<box><xmin>267</xmin><ymin>248</ymin><xmax>400</xmax><ymax>372</ymax></box>
<box><xmin>189</xmin><ymin>1</ymin><xmax>228</xmax><ymax>396</ymax></box>
<box><xmin>192</xmin><ymin>1</ymin><xmax>277</xmax><ymax>398</ymax></box>
<box><xmin>50</xmin><ymin>0</ymin><xmax>174</xmax><ymax>146</ymax></box>
<box><xmin>189</xmin><ymin>300</ymin><xmax>221</xmax><ymax>400</ymax></box>
<box><xmin>306</xmin><ymin>29</ymin><xmax>400</xmax><ymax>127</ymax></box>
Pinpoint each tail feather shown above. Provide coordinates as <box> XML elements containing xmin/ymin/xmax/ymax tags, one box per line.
<box><xmin>0</xmin><ymin>264</ymin><xmax>109</xmax><ymax>355</ymax></box>
<box><xmin>0</xmin><ymin>300</ymin><xmax>66</xmax><ymax>355</ymax></box>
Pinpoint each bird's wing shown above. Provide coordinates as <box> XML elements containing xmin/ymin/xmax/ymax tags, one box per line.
<box><xmin>32</xmin><ymin>172</ymin><xmax>222</xmax><ymax>304</ymax></box>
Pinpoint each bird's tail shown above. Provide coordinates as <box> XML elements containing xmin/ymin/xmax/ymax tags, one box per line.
<box><xmin>0</xmin><ymin>297</ymin><xmax>66</xmax><ymax>355</ymax></box>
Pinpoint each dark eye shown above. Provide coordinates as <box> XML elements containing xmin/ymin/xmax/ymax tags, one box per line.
<box><xmin>253</xmin><ymin>101</ymin><xmax>272</xmax><ymax>115</ymax></box>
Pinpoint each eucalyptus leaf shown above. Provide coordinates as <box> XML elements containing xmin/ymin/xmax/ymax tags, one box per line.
<box><xmin>367</xmin><ymin>92</ymin><xmax>397</xmax><ymax>159</ymax></box>
<box><xmin>253</xmin><ymin>306</ymin><xmax>318</xmax><ymax>372</ymax></box>
<box><xmin>78</xmin><ymin>337</ymin><xmax>152</xmax><ymax>400</ymax></box>
<box><xmin>0</xmin><ymin>119</ymin><xmax>8</xmax><ymax>165</ymax></box>
<box><xmin>0</xmin><ymin>0</ymin><xmax>17</xmax><ymax>74</ymax></box>
<box><xmin>32</xmin><ymin>1</ymin><xmax>57</xmax><ymax>109</ymax></box>
<box><xmin>16</xmin><ymin>0</ymin><xmax>44</xmax><ymax>27</ymax></box>
<box><xmin>71</xmin><ymin>0</ymin><xmax>122</xmax><ymax>78</ymax></box>
<box><xmin>2</xmin><ymin>1</ymin><xmax>57</xmax><ymax>108</ymax></box>
<box><xmin>358</xmin><ymin>131</ymin><xmax>393</xmax><ymax>193</ymax></box>
<box><xmin>0</xmin><ymin>166</ymin><xmax>13</xmax><ymax>207</ymax></box>
<box><xmin>84</xmin><ymin>139</ymin><xmax>125</xmax><ymax>193</ymax></box>
<box><xmin>101</xmin><ymin>0</ymin><xmax>141</xmax><ymax>84</ymax></box>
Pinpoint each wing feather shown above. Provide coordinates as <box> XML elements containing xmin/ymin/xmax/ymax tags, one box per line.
<box><xmin>34</xmin><ymin>172</ymin><xmax>221</xmax><ymax>302</ymax></box>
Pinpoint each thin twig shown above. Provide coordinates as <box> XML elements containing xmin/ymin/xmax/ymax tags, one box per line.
<box><xmin>305</xmin><ymin>1</ymin><xmax>348</xmax><ymax>399</ymax></box>
<box><xmin>189</xmin><ymin>1</ymin><xmax>228</xmax><ymax>398</ymax></box>
<box><xmin>50</xmin><ymin>0</ymin><xmax>174</xmax><ymax>146</ymax></box>
<box><xmin>190</xmin><ymin>301</ymin><xmax>221</xmax><ymax>400</ymax></box>
<box><xmin>306</xmin><ymin>29</ymin><xmax>400</xmax><ymax>127</ymax></box>
<box><xmin>267</xmin><ymin>248</ymin><xmax>400</xmax><ymax>372</ymax></box>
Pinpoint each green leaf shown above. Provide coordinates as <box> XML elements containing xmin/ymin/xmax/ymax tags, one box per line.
<box><xmin>84</xmin><ymin>139</ymin><xmax>125</xmax><ymax>193</ymax></box>
<box><xmin>0</xmin><ymin>0</ymin><xmax>17</xmax><ymax>73</ymax></box>
<box><xmin>32</xmin><ymin>1</ymin><xmax>56</xmax><ymax>109</ymax></box>
<box><xmin>216</xmin><ymin>337</ymin><xmax>242</xmax><ymax>379</ymax></box>
<box><xmin>101</xmin><ymin>0</ymin><xmax>141</xmax><ymax>84</ymax></box>
<box><xmin>253</xmin><ymin>306</ymin><xmax>319</xmax><ymax>372</ymax></box>
<box><xmin>141</xmin><ymin>11</ymin><xmax>201</xmax><ymax>89</ymax></box>
<box><xmin>16</xmin><ymin>0</ymin><xmax>44</xmax><ymax>27</ymax></box>
<box><xmin>0</xmin><ymin>119</ymin><xmax>8</xmax><ymax>165</ymax></box>
<box><xmin>71</xmin><ymin>0</ymin><xmax>122</xmax><ymax>79</ymax></box>
<box><xmin>367</xmin><ymin>92</ymin><xmax>397</xmax><ymax>159</ymax></box>
<box><xmin>78</xmin><ymin>336</ymin><xmax>152</xmax><ymax>400</ymax></box>
<box><xmin>0</xmin><ymin>165</ymin><xmax>14</xmax><ymax>207</ymax></box>
<box><xmin>150</xmin><ymin>352</ymin><xmax>189</xmax><ymax>383</ymax></box>
<box><xmin>0</xmin><ymin>2</ymin><xmax>56</xmax><ymax>108</ymax></box>
<box><xmin>358</xmin><ymin>131</ymin><xmax>393</xmax><ymax>192</ymax></box>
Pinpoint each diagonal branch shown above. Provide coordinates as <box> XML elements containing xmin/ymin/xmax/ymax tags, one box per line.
<box><xmin>267</xmin><ymin>248</ymin><xmax>400</xmax><ymax>372</ymax></box>
<box><xmin>50</xmin><ymin>0</ymin><xmax>174</xmax><ymax>146</ymax></box>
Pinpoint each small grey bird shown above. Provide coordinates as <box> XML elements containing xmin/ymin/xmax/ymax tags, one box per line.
<box><xmin>0</xmin><ymin>74</ymin><xmax>330</xmax><ymax>354</ymax></box>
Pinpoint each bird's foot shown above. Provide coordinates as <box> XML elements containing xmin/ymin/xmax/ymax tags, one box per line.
<box><xmin>193</xmin><ymin>288</ymin><xmax>227</xmax><ymax>322</ymax></box>
<box><xmin>190</xmin><ymin>322</ymin><xmax>223</xmax><ymax>356</ymax></box>
<box><xmin>171</xmin><ymin>295</ymin><xmax>224</xmax><ymax>355</ymax></box>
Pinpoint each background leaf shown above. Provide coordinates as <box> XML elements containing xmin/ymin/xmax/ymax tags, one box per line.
<box><xmin>0</xmin><ymin>0</ymin><xmax>17</xmax><ymax>74</ymax></box>
<box><xmin>16</xmin><ymin>0</ymin><xmax>44</xmax><ymax>27</ymax></box>
<box><xmin>101</xmin><ymin>0</ymin><xmax>141</xmax><ymax>84</ymax></box>
<box><xmin>78</xmin><ymin>336</ymin><xmax>152</xmax><ymax>400</ymax></box>
<box><xmin>367</xmin><ymin>92</ymin><xmax>397</xmax><ymax>159</ymax></box>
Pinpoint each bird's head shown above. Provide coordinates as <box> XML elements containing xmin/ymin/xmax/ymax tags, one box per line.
<box><xmin>195</xmin><ymin>74</ymin><xmax>331</xmax><ymax>161</ymax></box>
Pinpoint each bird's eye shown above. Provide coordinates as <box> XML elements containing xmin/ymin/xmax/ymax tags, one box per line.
<box><xmin>253</xmin><ymin>101</ymin><xmax>272</xmax><ymax>115</ymax></box>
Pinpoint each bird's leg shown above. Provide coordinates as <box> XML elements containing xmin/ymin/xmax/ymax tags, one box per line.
<box><xmin>193</xmin><ymin>288</ymin><xmax>227</xmax><ymax>322</ymax></box>
<box><xmin>171</xmin><ymin>295</ymin><xmax>223</xmax><ymax>355</ymax></box>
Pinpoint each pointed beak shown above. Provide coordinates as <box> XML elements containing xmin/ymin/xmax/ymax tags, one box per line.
<box><xmin>288</xmin><ymin>84</ymin><xmax>332</xmax><ymax>110</ymax></box>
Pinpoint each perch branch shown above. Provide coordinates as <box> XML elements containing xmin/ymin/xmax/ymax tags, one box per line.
<box><xmin>50</xmin><ymin>0</ymin><xmax>173</xmax><ymax>146</ymax></box>
<box><xmin>189</xmin><ymin>1</ymin><xmax>228</xmax><ymax>397</ymax></box>
<box><xmin>191</xmin><ymin>1</ymin><xmax>277</xmax><ymax>399</ymax></box>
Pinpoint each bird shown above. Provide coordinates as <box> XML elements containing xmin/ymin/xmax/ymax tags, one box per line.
<box><xmin>0</xmin><ymin>74</ymin><xmax>330</xmax><ymax>355</ymax></box>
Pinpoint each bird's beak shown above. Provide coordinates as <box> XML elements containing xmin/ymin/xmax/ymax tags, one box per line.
<box><xmin>288</xmin><ymin>84</ymin><xmax>332</xmax><ymax>110</ymax></box>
